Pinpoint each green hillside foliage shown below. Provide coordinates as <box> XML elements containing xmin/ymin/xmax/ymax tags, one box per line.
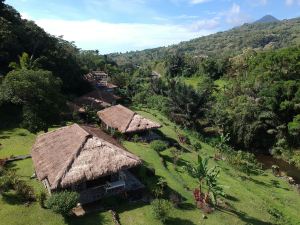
<box><xmin>0</xmin><ymin>1</ymin><xmax>123</xmax><ymax>132</ymax></box>
<box><xmin>109</xmin><ymin>17</ymin><xmax>300</xmax><ymax>66</ymax></box>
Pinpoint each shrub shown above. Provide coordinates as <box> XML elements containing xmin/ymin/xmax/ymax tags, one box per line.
<box><xmin>151</xmin><ymin>199</ymin><xmax>172</xmax><ymax>222</ymax></box>
<box><xmin>37</xmin><ymin>191</ymin><xmax>47</xmax><ymax>208</ymax></box>
<box><xmin>227</xmin><ymin>151</ymin><xmax>262</xmax><ymax>176</ymax></box>
<box><xmin>291</xmin><ymin>151</ymin><xmax>300</xmax><ymax>168</ymax></box>
<box><xmin>110</xmin><ymin>129</ymin><xmax>124</xmax><ymax>141</ymax></box>
<box><xmin>132</xmin><ymin>134</ymin><xmax>139</xmax><ymax>142</ymax></box>
<box><xmin>191</xmin><ymin>141</ymin><xmax>202</xmax><ymax>151</ymax></box>
<box><xmin>150</xmin><ymin>140</ymin><xmax>168</xmax><ymax>152</ymax></box>
<box><xmin>14</xmin><ymin>180</ymin><xmax>35</xmax><ymax>201</ymax></box>
<box><xmin>45</xmin><ymin>191</ymin><xmax>79</xmax><ymax>215</ymax></box>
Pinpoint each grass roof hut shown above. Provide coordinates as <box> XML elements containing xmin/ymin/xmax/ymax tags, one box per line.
<box><xmin>31</xmin><ymin>124</ymin><xmax>143</xmax><ymax>204</ymax></box>
<box><xmin>97</xmin><ymin>105</ymin><xmax>161</xmax><ymax>134</ymax></box>
<box><xmin>67</xmin><ymin>90</ymin><xmax>121</xmax><ymax>114</ymax></box>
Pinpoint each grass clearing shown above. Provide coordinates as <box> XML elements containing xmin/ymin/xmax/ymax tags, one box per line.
<box><xmin>1</xmin><ymin>111</ymin><xmax>300</xmax><ymax>225</ymax></box>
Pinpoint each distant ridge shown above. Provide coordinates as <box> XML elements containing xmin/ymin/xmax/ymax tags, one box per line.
<box><xmin>254</xmin><ymin>15</ymin><xmax>279</xmax><ymax>24</ymax></box>
<box><xmin>109</xmin><ymin>16</ymin><xmax>300</xmax><ymax>65</ymax></box>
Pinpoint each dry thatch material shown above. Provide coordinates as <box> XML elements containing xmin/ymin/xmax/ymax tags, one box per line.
<box><xmin>60</xmin><ymin>136</ymin><xmax>140</xmax><ymax>187</ymax></box>
<box><xmin>31</xmin><ymin>124</ymin><xmax>141</xmax><ymax>190</ymax></box>
<box><xmin>97</xmin><ymin>105</ymin><xmax>161</xmax><ymax>133</ymax></box>
<box><xmin>70</xmin><ymin>90</ymin><xmax>120</xmax><ymax>113</ymax></box>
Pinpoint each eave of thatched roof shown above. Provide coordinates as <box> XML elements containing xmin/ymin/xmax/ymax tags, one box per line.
<box><xmin>126</xmin><ymin>114</ymin><xmax>162</xmax><ymax>133</ymax></box>
<box><xmin>97</xmin><ymin>105</ymin><xmax>161</xmax><ymax>133</ymax></box>
<box><xmin>75</xmin><ymin>90</ymin><xmax>119</xmax><ymax>109</ymax></box>
<box><xmin>31</xmin><ymin>124</ymin><xmax>141</xmax><ymax>190</ymax></box>
<box><xmin>60</xmin><ymin>136</ymin><xmax>140</xmax><ymax>188</ymax></box>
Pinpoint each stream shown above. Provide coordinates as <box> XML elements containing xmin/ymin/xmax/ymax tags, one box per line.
<box><xmin>255</xmin><ymin>154</ymin><xmax>300</xmax><ymax>184</ymax></box>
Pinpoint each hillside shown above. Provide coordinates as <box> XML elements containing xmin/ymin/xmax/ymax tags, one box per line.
<box><xmin>254</xmin><ymin>15</ymin><xmax>279</xmax><ymax>24</ymax></box>
<box><xmin>109</xmin><ymin>17</ymin><xmax>300</xmax><ymax>65</ymax></box>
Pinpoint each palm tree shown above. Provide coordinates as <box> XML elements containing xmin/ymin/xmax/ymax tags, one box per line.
<box><xmin>9</xmin><ymin>52</ymin><xmax>40</xmax><ymax>70</ymax></box>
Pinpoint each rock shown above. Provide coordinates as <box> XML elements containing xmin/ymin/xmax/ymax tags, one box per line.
<box><xmin>287</xmin><ymin>176</ymin><xmax>295</xmax><ymax>185</ymax></box>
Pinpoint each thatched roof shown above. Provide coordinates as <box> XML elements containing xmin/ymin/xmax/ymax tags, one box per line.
<box><xmin>69</xmin><ymin>90</ymin><xmax>120</xmax><ymax>113</ymax></box>
<box><xmin>31</xmin><ymin>124</ymin><xmax>141</xmax><ymax>190</ymax></box>
<box><xmin>97</xmin><ymin>105</ymin><xmax>161</xmax><ymax>133</ymax></box>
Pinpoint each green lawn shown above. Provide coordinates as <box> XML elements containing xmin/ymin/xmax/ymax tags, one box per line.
<box><xmin>1</xmin><ymin>112</ymin><xmax>300</xmax><ymax>225</ymax></box>
<box><xmin>0</xmin><ymin>127</ymin><xmax>113</xmax><ymax>225</ymax></box>
<box><xmin>183</xmin><ymin>76</ymin><xmax>228</xmax><ymax>91</ymax></box>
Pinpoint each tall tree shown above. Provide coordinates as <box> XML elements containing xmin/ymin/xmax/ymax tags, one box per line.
<box><xmin>0</xmin><ymin>69</ymin><xmax>64</xmax><ymax>132</ymax></box>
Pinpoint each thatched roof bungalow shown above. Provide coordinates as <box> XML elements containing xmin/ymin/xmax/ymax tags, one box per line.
<box><xmin>84</xmin><ymin>71</ymin><xmax>118</xmax><ymax>90</ymax></box>
<box><xmin>31</xmin><ymin>124</ymin><xmax>143</xmax><ymax>203</ymax></box>
<box><xmin>97</xmin><ymin>105</ymin><xmax>161</xmax><ymax>134</ymax></box>
<box><xmin>68</xmin><ymin>90</ymin><xmax>121</xmax><ymax>114</ymax></box>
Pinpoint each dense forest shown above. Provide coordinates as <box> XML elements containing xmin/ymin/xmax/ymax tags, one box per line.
<box><xmin>0</xmin><ymin>0</ymin><xmax>119</xmax><ymax>131</ymax></box>
<box><xmin>109</xmin><ymin>16</ymin><xmax>300</xmax><ymax>66</ymax></box>
<box><xmin>0</xmin><ymin>0</ymin><xmax>300</xmax><ymax>167</ymax></box>
<box><xmin>112</xmin><ymin>46</ymin><xmax>300</xmax><ymax>167</ymax></box>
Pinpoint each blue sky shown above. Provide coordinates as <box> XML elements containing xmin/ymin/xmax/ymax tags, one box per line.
<box><xmin>6</xmin><ymin>0</ymin><xmax>300</xmax><ymax>54</ymax></box>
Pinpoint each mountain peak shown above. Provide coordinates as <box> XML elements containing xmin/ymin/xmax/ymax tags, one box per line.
<box><xmin>254</xmin><ymin>15</ymin><xmax>279</xmax><ymax>24</ymax></box>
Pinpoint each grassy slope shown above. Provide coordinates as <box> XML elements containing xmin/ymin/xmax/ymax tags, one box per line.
<box><xmin>120</xmin><ymin>109</ymin><xmax>300</xmax><ymax>225</ymax></box>
<box><xmin>1</xmin><ymin>113</ymin><xmax>300</xmax><ymax>225</ymax></box>
<box><xmin>0</xmin><ymin>128</ymin><xmax>113</xmax><ymax>225</ymax></box>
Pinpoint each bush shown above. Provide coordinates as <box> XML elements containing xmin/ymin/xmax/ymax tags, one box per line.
<box><xmin>150</xmin><ymin>140</ymin><xmax>168</xmax><ymax>152</ymax></box>
<box><xmin>0</xmin><ymin>168</ymin><xmax>35</xmax><ymax>202</ymax></box>
<box><xmin>151</xmin><ymin>199</ymin><xmax>172</xmax><ymax>222</ymax></box>
<box><xmin>110</xmin><ymin>129</ymin><xmax>124</xmax><ymax>141</ymax></box>
<box><xmin>14</xmin><ymin>180</ymin><xmax>35</xmax><ymax>201</ymax></box>
<box><xmin>132</xmin><ymin>134</ymin><xmax>139</xmax><ymax>142</ymax></box>
<box><xmin>291</xmin><ymin>151</ymin><xmax>300</xmax><ymax>169</ymax></box>
<box><xmin>37</xmin><ymin>191</ymin><xmax>47</xmax><ymax>208</ymax></box>
<box><xmin>227</xmin><ymin>151</ymin><xmax>262</xmax><ymax>176</ymax></box>
<box><xmin>45</xmin><ymin>191</ymin><xmax>79</xmax><ymax>215</ymax></box>
<box><xmin>191</xmin><ymin>141</ymin><xmax>202</xmax><ymax>151</ymax></box>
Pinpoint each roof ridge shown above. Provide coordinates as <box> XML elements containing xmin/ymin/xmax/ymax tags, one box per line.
<box><xmin>50</xmin><ymin>125</ymin><xmax>91</xmax><ymax>189</ymax></box>
<box><xmin>124</xmin><ymin>111</ymin><xmax>137</xmax><ymax>132</ymax></box>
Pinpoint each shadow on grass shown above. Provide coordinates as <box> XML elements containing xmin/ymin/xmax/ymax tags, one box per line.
<box><xmin>64</xmin><ymin>212</ymin><xmax>109</xmax><ymax>225</ymax></box>
<box><xmin>1</xmin><ymin>192</ymin><xmax>24</xmax><ymax>205</ymax></box>
<box><xmin>154</xmin><ymin>130</ymin><xmax>191</xmax><ymax>153</ymax></box>
<box><xmin>133</xmin><ymin>164</ymin><xmax>188</xmax><ymax>202</ymax></box>
<box><xmin>17</xmin><ymin>132</ymin><xmax>27</xmax><ymax>136</ymax></box>
<box><xmin>165</xmin><ymin>217</ymin><xmax>196</xmax><ymax>225</ymax></box>
<box><xmin>225</xmin><ymin>195</ymin><xmax>239</xmax><ymax>202</ymax></box>
<box><xmin>0</xmin><ymin>135</ymin><xmax>10</xmax><ymax>139</ymax></box>
<box><xmin>178</xmin><ymin>202</ymin><xmax>196</xmax><ymax>210</ymax></box>
<box><xmin>217</xmin><ymin>205</ymin><xmax>272</xmax><ymax>225</ymax></box>
<box><xmin>116</xmin><ymin>201</ymin><xmax>148</xmax><ymax>214</ymax></box>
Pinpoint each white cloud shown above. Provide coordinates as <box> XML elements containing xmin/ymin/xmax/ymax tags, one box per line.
<box><xmin>259</xmin><ymin>0</ymin><xmax>268</xmax><ymax>5</ymax></box>
<box><xmin>190</xmin><ymin>18</ymin><xmax>220</xmax><ymax>31</ymax></box>
<box><xmin>285</xmin><ymin>0</ymin><xmax>300</xmax><ymax>5</ymax></box>
<box><xmin>190</xmin><ymin>0</ymin><xmax>211</xmax><ymax>4</ymax></box>
<box><xmin>20</xmin><ymin>12</ymin><xmax>31</xmax><ymax>20</ymax></box>
<box><xmin>225</xmin><ymin>3</ymin><xmax>250</xmax><ymax>26</ymax></box>
<box><xmin>35</xmin><ymin>19</ymin><xmax>213</xmax><ymax>53</ymax></box>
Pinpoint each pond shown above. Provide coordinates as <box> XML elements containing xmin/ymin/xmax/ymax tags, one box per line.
<box><xmin>256</xmin><ymin>154</ymin><xmax>300</xmax><ymax>184</ymax></box>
